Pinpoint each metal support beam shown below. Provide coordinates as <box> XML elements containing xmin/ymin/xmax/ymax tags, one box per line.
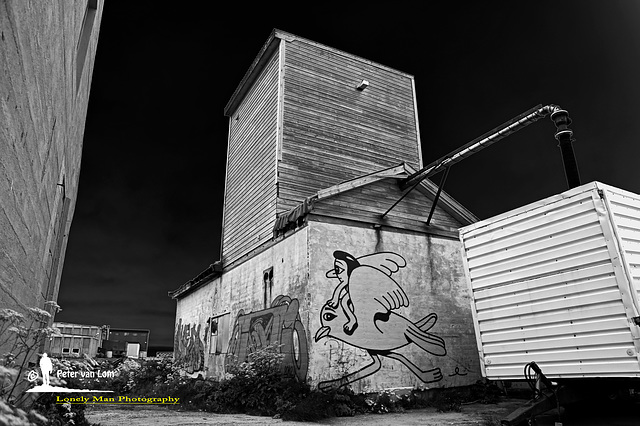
<box><xmin>426</xmin><ymin>167</ymin><xmax>450</xmax><ymax>226</ymax></box>
<box><xmin>380</xmin><ymin>179</ymin><xmax>421</xmax><ymax>219</ymax></box>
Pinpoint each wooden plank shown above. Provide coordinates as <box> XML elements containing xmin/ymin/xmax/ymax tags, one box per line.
<box><xmin>281</xmin><ymin>121</ymin><xmax>414</xmax><ymax>164</ymax></box>
<box><xmin>223</xmin><ymin>211</ymin><xmax>278</xmax><ymax>264</ymax></box>
<box><xmin>222</xmin><ymin>49</ymin><xmax>279</xmax><ymax>264</ymax></box>
<box><xmin>284</xmin><ymin>74</ymin><xmax>415</xmax><ymax>129</ymax></box>
<box><xmin>223</xmin><ymin>187</ymin><xmax>277</xmax><ymax>231</ymax></box>
<box><xmin>280</xmin><ymin>133</ymin><xmax>414</xmax><ymax>172</ymax></box>
<box><xmin>315</xmin><ymin>165</ymin><xmax>405</xmax><ymax>200</ymax></box>
<box><xmin>284</xmin><ymin>41</ymin><xmax>414</xmax><ymax>97</ymax></box>
<box><xmin>312</xmin><ymin>192</ymin><xmax>458</xmax><ymax>228</ymax></box>
<box><xmin>283</xmin><ymin>96</ymin><xmax>416</xmax><ymax>144</ymax></box>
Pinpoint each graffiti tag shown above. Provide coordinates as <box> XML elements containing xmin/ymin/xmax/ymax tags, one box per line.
<box><xmin>226</xmin><ymin>295</ymin><xmax>308</xmax><ymax>381</ymax></box>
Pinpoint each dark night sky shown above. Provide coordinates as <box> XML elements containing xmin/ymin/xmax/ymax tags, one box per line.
<box><xmin>55</xmin><ymin>2</ymin><xmax>640</xmax><ymax>347</ymax></box>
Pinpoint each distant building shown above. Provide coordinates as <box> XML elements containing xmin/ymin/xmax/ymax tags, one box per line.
<box><xmin>102</xmin><ymin>328</ymin><xmax>150</xmax><ymax>358</ymax></box>
<box><xmin>170</xmin><ymin>30</ymin><xmax>481</xmax><ymax>392</ymax></box>
<box><xmin>0</xmin><ymin>2</ymin><xmax>104</xmax><ymax>323</ymax></box>
<box><xmin>47</xmin><ymin>322</ymin><xmax>104</xmax><ymax>358</ymax></box>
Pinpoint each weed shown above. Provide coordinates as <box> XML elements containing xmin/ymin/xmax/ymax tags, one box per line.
<box><xmin>0</xmin><ymin>303</ymin><xmax>97</xmax><ymax>425</ymax></box>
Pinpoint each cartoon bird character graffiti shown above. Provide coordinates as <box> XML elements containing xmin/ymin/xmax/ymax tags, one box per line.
<box><xmin>316</xmin><ymin>250</ymin><xmax>446</xmax><ymax>391</ymax></box>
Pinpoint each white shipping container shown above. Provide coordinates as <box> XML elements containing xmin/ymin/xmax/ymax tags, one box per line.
<box><xmin>459</xmin><ymin>181</ymin><xmax>640</xmax><ymax>380</ymax></box>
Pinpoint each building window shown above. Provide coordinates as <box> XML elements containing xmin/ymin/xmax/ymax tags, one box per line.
<box><xmin>263</xmin><ymin>267</ymin><xmax>273</xmax><ymax>309</ymax></box>
<box><xmin>209</xmin><ymin>314</ymin><xmax>230</xmax><ymax>355</ymax></box>
<box><xmin>62</xmin><ymin>348</ymin><xmax>70</xmax><ymax>354</ymax></box>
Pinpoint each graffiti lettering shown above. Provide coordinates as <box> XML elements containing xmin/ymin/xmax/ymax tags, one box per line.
<box><xmin>226</xmin><ymin>295</ymin><xmax>308</xmax><ymax>381</ymax></box>
<box><xmin>174</xmin><ymin>320</ymin><xmax>205</xmax><ymax>374</ymax></box>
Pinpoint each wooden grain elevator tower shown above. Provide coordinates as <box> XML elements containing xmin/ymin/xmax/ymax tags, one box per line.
<box><xmin>171</xmin><ymin>29</ymin><xmax>480</xmax><ymax>391</ymax></box>
<box><xmin>221</xmin><ymin>28</ymin><xmax>473</xmax><ymax>266</ymax></box>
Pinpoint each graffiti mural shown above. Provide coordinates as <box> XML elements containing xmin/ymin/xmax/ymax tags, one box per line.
<box><xmin>226</xmin><ymin>295</ymin><xmax>308</xmax><ymax>381</ymax></box>
<box><xmin>174</xmin><ymin>319</ymin><xmax>205</xmax><ymax>374</ymax></box>
<box><xmin>315</xmin><ymin>251</ymin><xmax>446</xmax><ymax>391</ymax></box>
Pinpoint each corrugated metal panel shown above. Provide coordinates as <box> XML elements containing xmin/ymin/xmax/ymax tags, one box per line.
<box><xmin>602</xmin><ymin>185</ymin><xmax>640</xmax><ymax>308</ymax></box>
<box><xmin>222</xmin><ymin>50</ymin><xmax>279</xmax><ymax>265</ymax></box>
<box><xmin>460</xmin><ymin>182</ymin><xmax>640</xmax><ymax>380</ymax></box>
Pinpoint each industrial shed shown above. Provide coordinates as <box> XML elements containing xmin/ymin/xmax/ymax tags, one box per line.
<box><xmin>47</xmin><ymin>322</ymin><xmax>104</xmax><ymax>358</ymax></box>
<box><xmin>461</xmin><ymin>181</ymin><xmax>640</xmax><ymax>380</ymax></box>
<box><xmin>170</xmin><ymin>29</ymin><xmax>482</xmax><ymax>392</ymax></box>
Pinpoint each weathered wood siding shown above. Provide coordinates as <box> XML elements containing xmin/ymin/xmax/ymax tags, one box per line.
<box><xmin>222</xmin><ymin>50</ymin><xmax>279</xmax><ymax>264</ymax></box>
<box><xmin>278</xmin><ymin>38</ymin><xmax>422</xmax><ymax>214</ymax></box>
<box><xmin>312</xmin><ymin>178</ymin><xmax>463</xmax><ymax>231</ymax></box>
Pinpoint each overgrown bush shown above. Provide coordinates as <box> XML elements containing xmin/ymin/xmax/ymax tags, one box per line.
<box><xmin>0</xmin><ymin>303</ymin><xmax>97</xmax><ymax>426</ymax></box>
<box><xmin>92</xmin><ymin>344</ymin><xmax>311</xmax><ymax>416</ymax></box>
<box><xmin>31</xmin><ymin>394</ymin><xmax>93</xmax><ymax>426</ymax></box>
<box><xmin>204</xmin><ymin>344</ymin><xmax>310</xmax><ymax>415</ymax></box>
<box><xmin>49</xmin><ymin>341</ymin><xmax>505</xmax><ymax>422</ymax></box>
<box><xmin>0</xmin><ymin>304</ymin><xmax>60</xmax><ymax>404</ymax></box>
<box><xmin>282</xmin><ymin>379</ymin><xmax>505</xmax><ymax>419</ymax></box>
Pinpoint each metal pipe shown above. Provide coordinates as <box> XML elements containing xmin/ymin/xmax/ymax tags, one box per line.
<box><xmin>400</xmin><ymin>104</ymin><xmax>581</xmax><ymax>190</ymax></box>
<box><xmin>549</xmin><ymin>108</ymin><xmax>581</xmax><ymax>189</ymax></box>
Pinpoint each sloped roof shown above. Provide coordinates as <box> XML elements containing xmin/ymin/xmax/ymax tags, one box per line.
<box><xmin>168</xmin><ymin>261</ymin><xmax>223</xmax><ymax>300</ymax></box>
<box><xmin>273</xmin><ymin>162</ymin><xmax>478</xmax><ymax>234</ymax></box>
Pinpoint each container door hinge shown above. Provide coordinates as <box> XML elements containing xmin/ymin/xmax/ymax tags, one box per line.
<box><xmin>631</xmin><ymin>316</ymin><xmax>640</xmax><ymax>326</ymax></box>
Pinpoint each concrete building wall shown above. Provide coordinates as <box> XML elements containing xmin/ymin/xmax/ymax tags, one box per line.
<box><xmin>174</xmin><ymin>227</ymin><xmax>310</xmax><ymax>378</ymax></box>
<box><xmin>307</xmin><ymin>220</ymin><xmax>481</xmax><ymax>392</ymax></box>
<box><xmin>0</xmin><ymin>1</ymin><xmax>103</xmax><ymax>318</ymax></box>
<box><xmin>173</xmin><ymin>220</ymin><xmax>480</xmax><ymax>391</ymax></box>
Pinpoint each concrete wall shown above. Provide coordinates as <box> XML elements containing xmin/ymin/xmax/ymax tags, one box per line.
<box><xmin>174</xmin><ymin>220</ymin><xmax>480</xmax><ymax>391</ymax></box>
<box><xmin>307</xmin><ymin>221</ymin><xmax>481</xmax><ymax>392</ymax></box>
<box><xmin>0</xmin><ymin>1</ymin><xmax>103</xmax><ymax>317</ymax></box>
<box><xmin>174</xmin><ymin>227</ymin><xmax>310</xmax><ymax>378</ymax></box>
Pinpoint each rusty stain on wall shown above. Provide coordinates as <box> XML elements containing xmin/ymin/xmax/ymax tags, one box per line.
<box><xmin>174</xmin><ymin>319</ymin><xmax>205</xmax><ymax>374</ymax></box>
<box><xmin>226</xmin><ymin>295</ymin><xmax>308</xmax><ymax>381</ymax></box>
<box><xmin>315</xmin><ymin>250</ymin><xmax>447</xmax><ymax>391</ymax></box>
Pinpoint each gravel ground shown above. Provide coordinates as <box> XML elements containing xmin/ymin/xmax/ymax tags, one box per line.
<box><xmin>85</xmin><ymin>399</ymin><xmax>523</xmax><ymax>426</ymax></box>
<box><xmin>85</xmin><ymin>397</ymin><xmax>640</xmax><ymax>426</ymax></box>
